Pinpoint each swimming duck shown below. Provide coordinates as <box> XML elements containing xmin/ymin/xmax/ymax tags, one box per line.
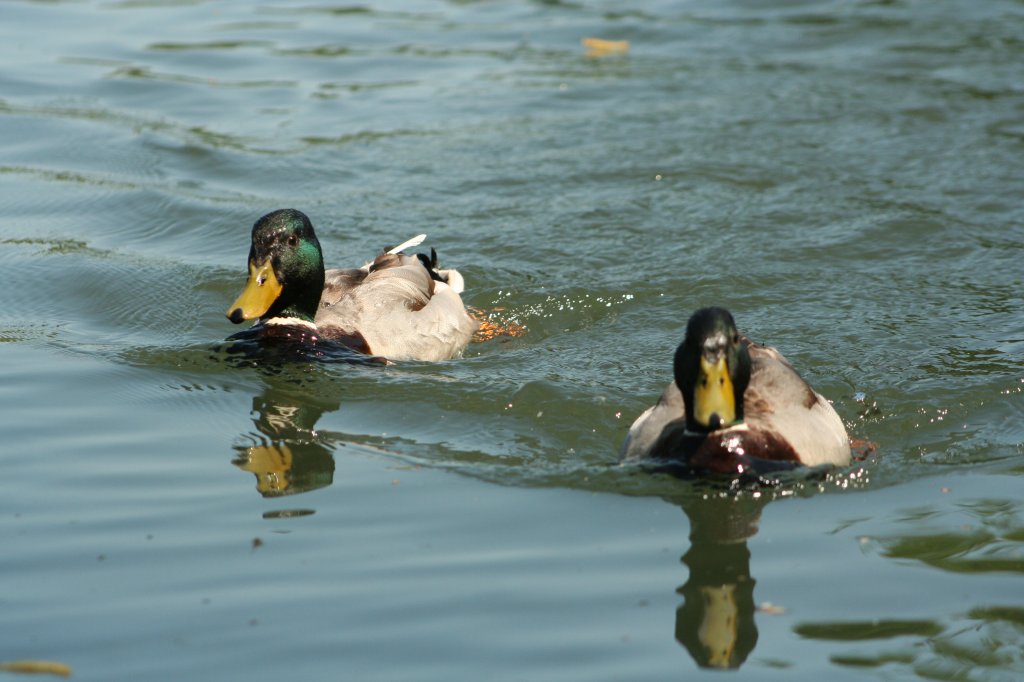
<box><xmin>621</xmin><ymin>307</ymin><xmax>850</xmax><ymax>474</ymax></box>
<box><xmin>226</xmin><ymin>208</ymin><xmax>478</xmax><ymax>361</ymax></box>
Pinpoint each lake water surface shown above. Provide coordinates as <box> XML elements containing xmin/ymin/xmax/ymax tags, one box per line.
<box><xmin>2</xmin><ymin>1</ymin><xmax>1023</xmax><ymax>680</ymax></box>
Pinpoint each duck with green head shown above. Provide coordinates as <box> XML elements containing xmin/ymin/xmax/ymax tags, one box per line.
<box><xmin>226</xmin><ymin>209</ymin><xmax>478</xmax><ymax>361</ymax></box>
<box><xmin>621</xmin><ymin>307</ymin><xmax>850</xmax><ymax>475</ymax></box>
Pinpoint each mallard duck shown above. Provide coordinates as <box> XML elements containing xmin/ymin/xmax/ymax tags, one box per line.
<box><xmin>621</xmin><ymin>307</ymin><xmax>850</xmax><ymax>474</ymax></box>
<box><xmin>225</xmin><ymin>208</ymin><xmax>478</xmax><ymax>361</ymax></box>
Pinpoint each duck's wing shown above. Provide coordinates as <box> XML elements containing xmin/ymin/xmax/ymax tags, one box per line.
<box><xmin>316</xmin><ymin>252</ymin><xmax>477</xmax><ymax>362</ymax></box>
<box><xmin>744</xmin><ymin>342</ymin><xmax>851</xmax><ymax>466</ymax></box>
<box><xmin>621</xmin><ymin>380</ymin><xmax>686</xmax><ymax>460</ymax></box>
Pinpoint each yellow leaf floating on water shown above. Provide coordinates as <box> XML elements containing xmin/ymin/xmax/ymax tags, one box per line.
<box><xmin>0</xmin><ymin>660</ymin><xmax>73</xmax><ymax>678</ymax></box>
<box><xmin>581</xmin><ymin>37</ymin><xmax>630</xmax><ymax>57</ymax></box>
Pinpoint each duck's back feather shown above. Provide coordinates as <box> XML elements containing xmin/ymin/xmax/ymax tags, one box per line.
<box><xmin>315</xmin><ymin>252</ymin><xmax>477</xmax><ymax>361</ymax></box>
<box><xmin>742</xmin><ymin>342</ymin><xmax>849</xmax><ymax>467</ymax></box>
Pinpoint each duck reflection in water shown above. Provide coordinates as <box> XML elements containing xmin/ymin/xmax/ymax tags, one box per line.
<box><xmin>233</xmin><ymin>386</ymin><xmax>340</xmax><ymax>497</ymax></box>
<box><xmin>672</xmin><ymin>490</ymin><xmax>767</xmax><ymax>669</ymax></box>
<box><xmin>224</xmin><ymin>335</ymin><xmax>380</xmax><ymax>498</ymax></box>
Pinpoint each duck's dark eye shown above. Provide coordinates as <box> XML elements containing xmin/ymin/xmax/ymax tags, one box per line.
<box><xmin>732</xmin><ymin>333</ymin><xmax>739</xmax><ymax>344</ymax></box>
<box><xmin>287</xmin><ymin>234</ymin><xmax>298</xmax><ymax>247</ymax></box>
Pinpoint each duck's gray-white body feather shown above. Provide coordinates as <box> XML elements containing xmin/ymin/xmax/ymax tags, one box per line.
<box><xmin>318</xmin><ymin>251</ymin><xmax>477</xmax><ymax>362</ymax></box>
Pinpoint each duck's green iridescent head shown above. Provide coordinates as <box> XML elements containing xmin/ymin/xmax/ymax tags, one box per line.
<box><xmin>227</xmin><ymin>209</ymin><xmax>326</xmax><ymax>324</ymax></box>
<box><xmin>674</xmin><ymin>307</ymin><xmax>751</xmax><ymax>432</ymax></box>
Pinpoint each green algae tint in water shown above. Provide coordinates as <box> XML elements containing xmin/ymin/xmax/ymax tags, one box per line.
<box><xmin>1</xmin><ymin>0</ymin><xmax>1023</xmax><ymax>680</ymax></box>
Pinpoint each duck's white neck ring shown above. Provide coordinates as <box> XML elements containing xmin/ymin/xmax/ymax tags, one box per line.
<box><xmin>264</xmin><ymin>317</ymin><xmax>317</xmax><ymax>330</ymax></box>
<box><xmin>684</xmin><ymin>421</ymin><xmax>748</xmax><ymax>438</ymax></box>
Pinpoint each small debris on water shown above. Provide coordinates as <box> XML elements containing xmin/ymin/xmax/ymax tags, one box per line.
<box><xmin>0</xmin><ymin>660</ymin><xmax>72</xmax><ymax>678</ymax></box>
<box><xmin>757</xmin><ymin>602</ymin><xmax>787</xmax><ymax>615</ymax></box>
<box><xmin>262</xmin><ymin>509</ymin><xmax>315</xmax><ymax>520</ymax></box>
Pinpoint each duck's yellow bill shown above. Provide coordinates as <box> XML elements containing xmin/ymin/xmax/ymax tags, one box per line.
<box><xmin>226</xmin><ymin>259</ymin><xmax>282</xmax><ymax>323</ymax></box>
<box><xmin>694</xmin><ymin>355</ymin><xmax>736</xmax><ymax>430</ymax></box>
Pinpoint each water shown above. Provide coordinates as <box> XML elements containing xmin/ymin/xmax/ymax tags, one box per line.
<box><xmin>2</xmin><ymin>0</ymin><xmax>1023</xmax><ymax>679</ymax></box>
